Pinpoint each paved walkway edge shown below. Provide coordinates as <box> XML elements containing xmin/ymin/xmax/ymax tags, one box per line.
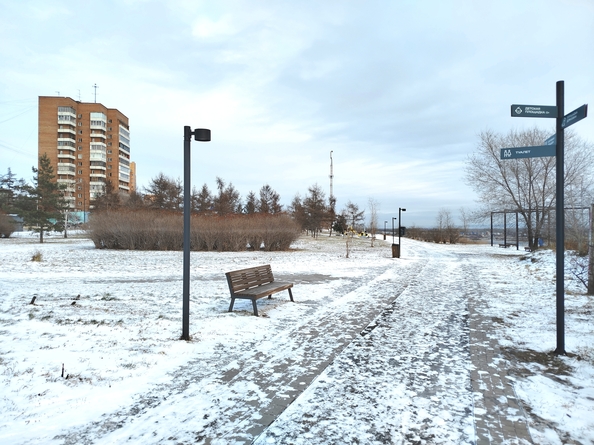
<box><xmin>469</xmin><ymin>295</ymin><xmax>533</xmax><ymax>444</ymax></box>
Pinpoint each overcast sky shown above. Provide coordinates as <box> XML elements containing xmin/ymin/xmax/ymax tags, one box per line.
<box><xmin>1</xmin><ymin>0</ymin><xmax>593</xmax><ymax>227</ymax></box>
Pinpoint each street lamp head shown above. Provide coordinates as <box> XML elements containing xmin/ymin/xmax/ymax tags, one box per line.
<box><xmin>193</xmin><ymin>128</ymin><xmax>211</xmax><ymax>142</ymax></box>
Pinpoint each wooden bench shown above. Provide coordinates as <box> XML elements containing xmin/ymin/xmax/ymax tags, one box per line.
<box><xmin>225</xmin><ymin>264</ymin><xmax>294</xmax><ymax>316</ymax></box>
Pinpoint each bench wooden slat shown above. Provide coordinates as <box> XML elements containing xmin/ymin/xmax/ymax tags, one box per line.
<box><xmin>226</xmin><ymin>264</ymin><xmax>294</xmax><ymax>316</ymax></box>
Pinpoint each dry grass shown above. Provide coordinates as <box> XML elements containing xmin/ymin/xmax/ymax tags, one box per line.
<box><xmin>88</xmin><ymin>210</ymin><xmax>300</xmax><ymax>251</ymax></box>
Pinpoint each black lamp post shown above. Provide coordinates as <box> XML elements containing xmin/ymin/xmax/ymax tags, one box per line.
<box><xmin>391</xmin><ymin>217</ymin><xmax>397</xmax><ymax>257</ymax></box>
<box><xmin>182</xmin><ymin>126</ymin><xmax>211</xmax><ymax>341</ymax></box>
<box><xmin>398</xmin><ymin>208</ymin><xmax>406</xmax><ymax>258</ymax></box>
<box><xmin>392</xmin><ymin>217</ymin><xmax>397</xmax><ymax>242</ymax></box>
<box><xmin>384</xmin><ymin>220</ymin><xmax>387</xmax><ymax>240</ymax></box>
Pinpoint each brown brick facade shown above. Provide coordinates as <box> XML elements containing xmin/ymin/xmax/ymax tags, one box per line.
<box><xmin>38</xmin><ymin>96</ymin><xmax>133</xmax><ymax>215</ymax></box>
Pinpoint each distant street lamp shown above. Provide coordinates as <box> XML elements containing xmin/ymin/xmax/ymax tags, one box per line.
<box><xmin>182</xmin><ymin>126</ymin><xmax>211</xmax><ymax>341</ymax></box>
<box><xmin>384</xmin><ymin>220</ymin><xmax>387</xmax><ymax>240</ymax></box>
<box><xmin>391</xmin><ymin>217</ymin><xmax>397</xmax><ymax>258</ymax></box>
<box><xmin>398</xmin><ymin>208</ymin><xmax>406</xmax><ymax>258</ymax></box>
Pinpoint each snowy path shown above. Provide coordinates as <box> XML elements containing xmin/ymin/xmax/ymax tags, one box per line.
<box><xmin>3</xmin><ymin>234</ymin><xmax>592</xmax><ymax>444</ymax></box>
<box><xmin>257</xmin><ymin>246</ymin><xmax>476</xmax><ymax>444</ymax></box>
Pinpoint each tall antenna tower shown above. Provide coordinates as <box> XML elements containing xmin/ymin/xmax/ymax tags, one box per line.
<box><xmin>329</xmin><ymin>150</ymin><xmax>334</xmax><ymax>200</ymax></box>
<box><xmin>93</xmin><ymin>84</ymin><xmax>98</xmax><ymax>103</ymax></box>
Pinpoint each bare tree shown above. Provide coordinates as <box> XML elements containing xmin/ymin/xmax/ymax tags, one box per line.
<box><xmin>213</xmin><ymin>177</ymin><xmax>241</xmax><ymax>215</ymax></box>
<box><xmin>192</xmin><ymin>183</ymin><xmax>213</xmax><ymax>214</ymax></box>
<box><xmin>91</xmin><ymin>179</ymin><xmax>120</xmax><ymax>212</ymax></box>
<box><xmin>344</xmin><ymin>201</ymin><xmax>365</xmax><ymax>232</ymax></box>
<box><xmin>144</xmin><ymin>173</ymin><xmax>183</xmax><ymax>210</ymax></box>
<box><xmin>435</xmin><ymin>208</ymin><xmax>459</xmax><ymax>244</ymax></box>
<box><xmin>465</xmin><ymin>127</ymin><xmax>594</xmax><ymax>250</ymax></box>
<box><xmin>459</xmin><ymin>206</ymin><xmax>470</xmax><ymax>236</ymax></box>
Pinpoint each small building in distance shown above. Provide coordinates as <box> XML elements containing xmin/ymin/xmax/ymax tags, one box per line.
<box><xmin>38</xmin><ymin>96</ymin><xmax>135</xmax><ymax>220</ymax></box>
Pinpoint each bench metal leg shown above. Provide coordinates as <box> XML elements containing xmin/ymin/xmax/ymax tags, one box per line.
<box><xmin>252</xmin><ymin>299</ymin><xmax>259</xmax><ymax>316</ymax></box>
<box><xmin>268</xmin><ymin>294</ymin><xmax>272</xmax><ymax>299</ymax></box>
<box><xmin>228</xmin><ymin>297</ymin><xmax>235</xmax><ymax>312</ymax></box>
<box><xmin>288</xmin><ymin>288</ymin><xmax>294</xmax><ymax>302</ymax></box>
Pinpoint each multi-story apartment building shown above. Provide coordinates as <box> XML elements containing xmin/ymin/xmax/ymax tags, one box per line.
<box><xmin>38</xmin><ymin>96</ymin><xmax>135</xmax><ymax>217</ymax></box>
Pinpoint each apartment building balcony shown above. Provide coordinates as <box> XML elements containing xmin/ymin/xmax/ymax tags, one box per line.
<box><xmin>57</xmin><ymin>116</ymin><xmax>76</xmax><ymax>125</ymax></box>
<box><xmin>90</xmin><ymin>172</ymin><xmax>107</xmax><ymax>179</ymax></box>
<box><xmin>90</xmin><ymin>153</ymin><xmax>106</xmax><ymax>162</ymax></box>
<box><xmin>57</xmin><ymin>163</ymin><xmax>76</xmax><ymax>175</ymax></box>
<box><xmin>57</xmin><ymin>127</ymin><xmax>76</xmax><ymax>135</ymax></box>
<box><xmin>57</xmin><ymin>178</ymin><xmax>76</xmax><ymax>191</ymax></box>
<box><xmin>90</xmin><ymin>132</ymin><xmax>106</xmax><ymax>139</ymax></box>
<box><xmin>57</xmin><ymin>152</ymin><xmax>76</xmax><ymax>161</ymax></box>
<box><xmin>119</xmin><ymin>184</ymin><xmax>130</xmax><ymax>192</ymax></box>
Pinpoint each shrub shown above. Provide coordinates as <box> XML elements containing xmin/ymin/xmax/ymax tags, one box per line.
<box><xmin>88</xmin><ymin>210</ymin><xmax>300</xmax><ymax>251</ymax></box>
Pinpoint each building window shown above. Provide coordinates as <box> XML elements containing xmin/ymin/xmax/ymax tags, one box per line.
<box><xmin>78</xmin><ymin>146</ymin><xmax>82</xmax><ymax>150</ymax></box>
<box><xmin>78</xmin><ymin>114</ymin><xmax>82</xmax><ymax>118</ymax></box>
<box><xmin>78</xmin><ymin>162</ymin><xmax>83</xmax><ymax>166</ymax></box>
<box><xmin>109</xmin><ymin>173</ymin><xmax>112</xmax><ymax>177</ymax></box>
<box><xmin>108</xmin><ymin>165</ymin><xmax>112</xmax><ymax>169</ymax></box>
<box><xmin>78</xmin><ymin>170</ymin><xmax>83</xmax><ymax>174</ymax></box>
<box><xmin>78</xmin><ymin>122</ymin><xmax>82</xmax><ymax>126</ymax></box>
<box><xmin>78</xmin><ymin>194</ymin><xmax>82</xmax><ymax>198</ymax></box>
<box><xmin>78</xmin><ymin>138</ymin><xmax>82</xmax><ymax>142</ymax></box>
<box><xmin>78</xmin><ymin>154</ymin><xmax>83</xmax><ymax>159</ymax></box>
<box><xmin>107</xmin><ymin>142</ymin><xmax>112</xmax><ymax>146</ymax></box>
<box><xmin>107</xmin><ymin>150</ymin><xmax>112</xmax><ymax>154</ymax></box>
<box><xmin>79</xmin><ymin>130</ymin><xmax>83</xmax><ymax>134</ymax></box>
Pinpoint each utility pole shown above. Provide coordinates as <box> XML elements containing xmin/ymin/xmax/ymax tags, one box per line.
<box><xmin>329</xmin><ymin>151</ymin><xmax>335</xmax><ymax>236</ymax></box>
<box><xmin>588</xmin><ymin>204</ymin><xmax>594</xmax><ymax>295</ymax></box>
<box><xmin>329</xmin><ymin>150</ymin><xmax>334</xmax><ymax>200</ymax></box>
<box><xmin>93</xmin><ymin>84</ymin><xmax>98</xmax><ymax>103</ymax></box>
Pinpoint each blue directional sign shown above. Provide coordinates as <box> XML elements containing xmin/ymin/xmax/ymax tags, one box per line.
<box><xmin>500</xmin><ymin>145</ymin><xmax>556</xmax><ymax>160</ymax></box>
<box><xmin>544</xmin><ymin>134</ymin><xmax>556</xmax><ymax>146</ymax></box>
<box><xmin>511</xmin><ymin>104</ymin><xmax>557</xmax><ymax>118</ymax></box>
<box><xmin>562</xmin><ymin>104</ymin><xmax>588</xmax><ymax>129</ymax></box>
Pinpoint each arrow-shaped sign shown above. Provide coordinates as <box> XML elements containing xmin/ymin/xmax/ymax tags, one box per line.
<box><xmin>544</xmin><ymin>134</ymin><xmax>556</xmax><ymax>146</ymax></box>
<box><xmin>562</xmin><ymin>104</ymin><xmax>588</xmax><ymax>129</ymax></box>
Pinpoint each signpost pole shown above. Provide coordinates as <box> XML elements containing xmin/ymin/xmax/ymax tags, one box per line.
<box><xmin>555</xmin><ymin>81</ymin><xmax>566</xmax><ymax>355</ymax></box>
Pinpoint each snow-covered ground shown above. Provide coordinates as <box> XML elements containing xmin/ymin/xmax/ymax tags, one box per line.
<box><xmin>0</xmin><ymin>232</ymin><xmax>592</xmax><ymax>444</ymax></box>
